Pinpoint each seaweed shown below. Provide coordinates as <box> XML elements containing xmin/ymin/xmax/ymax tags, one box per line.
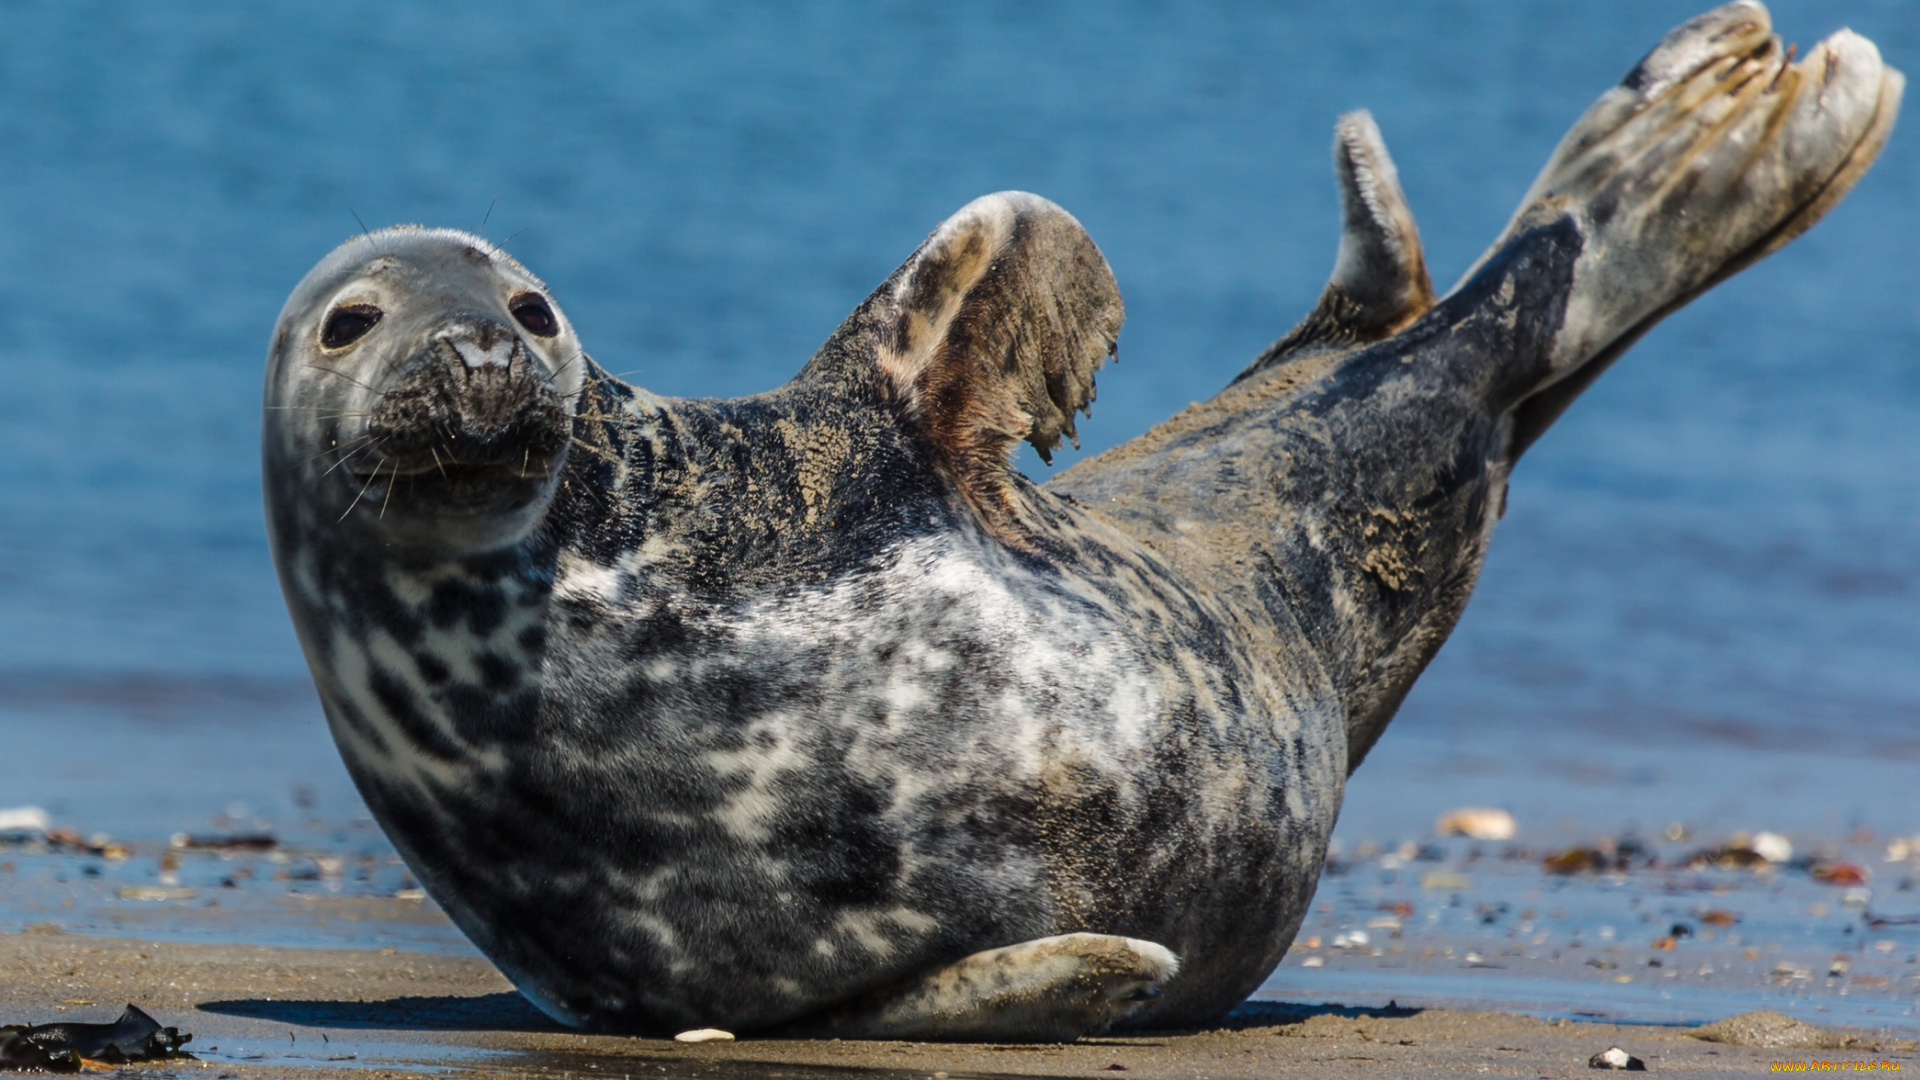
<box><xmin>0</xmin><ymin>1005</ymin><xmax>191</xmax><ymax>1072</ymax></box>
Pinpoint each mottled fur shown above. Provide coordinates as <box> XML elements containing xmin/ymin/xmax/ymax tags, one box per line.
<box><xmin>262</xmin><ymin>2</ymin><xmax>1898</xmax><ymax>1041</ymax></box>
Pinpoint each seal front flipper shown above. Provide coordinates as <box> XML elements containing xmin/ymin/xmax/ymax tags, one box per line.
<box><xmin>1239</xmin><ymin>110</ymin><xmax>1435</xmax><ymax>381</ymax></box>
<box><xmin>863</xmin><ymin>192</ymin><xmax>1123</xmax><ymax>544</ymax></box>
<box><xmin>798</xmin><ymin>933</ymin><xmax>1178</xmax><ymax>1042</ymax></box>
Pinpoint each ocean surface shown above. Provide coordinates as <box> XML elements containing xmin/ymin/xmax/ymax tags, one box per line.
<box><xmin>0</xmin><ymin>0</ymin><xmax>1915</xmax><ymax>1027</ymax></box>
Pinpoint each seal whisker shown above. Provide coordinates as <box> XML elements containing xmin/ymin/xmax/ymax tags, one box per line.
<box><xmin>305</xmin><ymin>364</ymin><xmax>384</xmax><ymax>395</ymax></box>
<box><xmin>349</xmin><ymin>207</ymin><xmax>383</xmax><ymax>255</ymax></box>
<box><xmin>302</xmin><ymin>435</ymin><xmax>376</xmax><ymax>470</ymax></box>
<box><xmin>284</xmin><ymin>411</ymin><xmax>377</xmax><ymax>423</ymax></box>
<box><xmin>265</xmin><ymin>405</ymin><xmax>375</xmax><ymax>415</ymax></box>
<box><xmin>542</xmin><ymin>351</ymin><xmax>585</xmax><ymax>386</ymax></box>
<box><xmin>319</xmin><ymin>438</ymin><xmax>382</xmax><ymax>478</ymax></box>
<box><xmin>338</xmin><ymin>456</ymin><xmax>385</xmax><ymax>521</ymax></box>
<box><xmin>558</xmin><ymin>368</ymin><xmax>642</xmax><ymax>398</ymax></box>
<box><xmin>378</xmin><ymin>459</ymin><xmax>398</xmax><ymax>519</ymax></box>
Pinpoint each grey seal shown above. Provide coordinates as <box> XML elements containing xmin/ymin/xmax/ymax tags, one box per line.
<box><xmin>263</xmin><ymin>3</ymin><xmax>1899</xmax><ymax>1040</ymax></box>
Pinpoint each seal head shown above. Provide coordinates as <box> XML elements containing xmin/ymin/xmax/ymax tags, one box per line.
<box><xmin>265</xmin><ymin>228</ymin><xmax>586</xmax><ymax>553</ymax></box>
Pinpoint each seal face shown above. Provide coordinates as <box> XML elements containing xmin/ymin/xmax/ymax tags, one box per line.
<box><xmin>263</xmin><ymin>1</ymin><xmax>1900</xmax><ymax>1041</ymax></box>
<box><xmin>267</xmin><ymin>228</ymin><xmax>586</xmax><ymax>553</ymax></box>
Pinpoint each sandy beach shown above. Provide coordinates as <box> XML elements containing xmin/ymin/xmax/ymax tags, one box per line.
<box><xmin>3</xmin><ymin>926</ymin><xmax>1914</xmax><ymax>1079</ymax></box>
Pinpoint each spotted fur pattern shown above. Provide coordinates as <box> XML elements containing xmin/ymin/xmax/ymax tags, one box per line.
<box><xmin>271</xmin><ymin>337</ymin><xmax>1342</xmax><ymax>1032</ymax></box>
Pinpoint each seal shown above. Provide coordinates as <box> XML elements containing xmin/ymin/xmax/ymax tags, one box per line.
<box><xmin>263</xmin><ymin>3</ymin><xmax>1899</xmax><ymax>1040</ymax></box>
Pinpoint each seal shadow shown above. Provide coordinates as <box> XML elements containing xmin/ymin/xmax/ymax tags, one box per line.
<box><xmin>1210</xmin><ymin>1000</ymin><xmax>1423</xmax><ymax>1030</ymax></box>
<box><xmin>196</xmin><ymin>992</ymin><xmax>562</xmax><ymax>1032</ymax></box>
<box><xmin>196</xmin><ymin>995</ymin><xmax>1424</xmax><ymax>1037</ymax></box>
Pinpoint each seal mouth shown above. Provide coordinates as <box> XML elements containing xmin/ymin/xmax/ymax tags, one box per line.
<box><xmin>343</xmin><ymin>326</ymin><xmax>573</xmax><ymax>530</ymax></box>
<box><xmin>347</xmin><ymin>455</ymin><xmax>560</xmax><ymax>518</ymax></box>
<box><xmin>353</xmin><ymin>457</ymin><xmax>549</xmax><ymax>483</ymax></box>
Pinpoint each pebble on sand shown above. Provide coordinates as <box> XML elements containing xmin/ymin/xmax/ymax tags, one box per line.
<box><xmin>115</xmin><ymin>887</ymin><xmax>195</xmax><ymax>902</ymax></box>
<box><xmin>1434</xmin><ymin>807</ymin><xmax>1517</xmax><ymax>841</ymax></box>
<box><xmin>1543</xmin><ymin>848</ymin><xmax>1611</xmax><ymax>874</ymax></box>
<box><xmin>1684</xmin><ymin>830</ymin><xmax>1793</xmax><ymax>870</ymax></box>
<box><xmin>1588</xmin><ymin>1046</ymin><xmax>1646</xmax><ymax>1070</ymax></box>
<box><xmin>1810</xmin><ymin>861</ymin><xmax>1869</xmax><ymax>886</ymax></box>
<box><xmin>0</xmin><ymin>807</ymin><xmax>50</xmax><ymax>835</ymax></box>
<box><xmin>675</xmin><ymin>1029</ymin><xmax>736</xmax><ymax>1043</ymax></box>
<box><xmin>1748</xmin><ymin>831</ymin><xmax>1793</xmax><ymax>863</ymax></box>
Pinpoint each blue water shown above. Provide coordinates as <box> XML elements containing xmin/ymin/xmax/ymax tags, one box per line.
<box><xmin>0</xmin><ymin>2</ymin><xmax>1915</xmax><ymax>841</ymax></box>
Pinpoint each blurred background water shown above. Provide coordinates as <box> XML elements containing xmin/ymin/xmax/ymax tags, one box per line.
<box><xmin>0</xmin><ymin>1</ymin><xmax>1914</xmax><ymax>844</ymax></box>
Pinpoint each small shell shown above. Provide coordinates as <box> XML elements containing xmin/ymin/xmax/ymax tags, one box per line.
<box><xmin>674</xmin><ymin>1029</ymin><xmax>736</xmax><ymax>1044</ymax></box>
<box><xmin>1433</xmin><ymin>807</ymin><xmax>1517</xmax><ymax>841</ymax></box>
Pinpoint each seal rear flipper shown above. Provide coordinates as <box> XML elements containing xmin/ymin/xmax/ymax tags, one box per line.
<box><xmin>796</xmin><ymin>933</ymin><xmax>1178</xmax><ymax>1043</ymax></box>
<box><xmin>1507</xmin><ymin>12</ymin><xmax>1903</xmax><ymax>456</ymax></box>
<box><xmin>1238</xmin><ymin>110</ymin><xmax>1435</xmax><ymax>382</ymax></box>
<box><xmin>1459</xmin><ymin>1</ymin><xmax>1902</xmax><ymax>451</ymax></box>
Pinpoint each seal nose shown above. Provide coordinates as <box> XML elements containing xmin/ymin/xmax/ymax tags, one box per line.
<box><xmin>439</xmin><ymin>319</ymin><xmax>518</xmax><ymax>369</ymax></box>
<box><xmin>452</xmin><ymin>336</ymin><xmax>513</xmax><ymax>369</ymax></box>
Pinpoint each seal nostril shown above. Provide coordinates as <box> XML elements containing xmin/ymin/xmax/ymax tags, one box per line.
<box><xmin>510</xmin><ymin>293</ymin><xmax>559</xmax><ymax>337</ymax></box>
<box><xmin>321</xmin><ymin>304</ymin><xmax>383</xmax><ymax>348</ymax></box>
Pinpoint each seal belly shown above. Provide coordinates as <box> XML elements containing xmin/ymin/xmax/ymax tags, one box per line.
<box><xmin>306</xmin><ymin>522</ymin><xmax>1340</xmax><ymax>1031</ymax></box>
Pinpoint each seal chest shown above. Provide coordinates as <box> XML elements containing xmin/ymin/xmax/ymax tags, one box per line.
<box><xmin>263</xmin><ymin>2</ymin><xmax>1900</xmax><ymax>1040</ymax></box>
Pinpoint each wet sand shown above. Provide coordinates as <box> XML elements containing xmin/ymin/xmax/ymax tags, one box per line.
<box><xmin>3</xmin><ymin>927</ymin><xmax>1914</xmax><ymax>1079</ymax></box>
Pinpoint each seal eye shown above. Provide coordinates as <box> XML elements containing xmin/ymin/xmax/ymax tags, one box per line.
<box><xmin>510</xmin><ymin>293</ymin><xmax>559</xmax><ymax>338</ymax></box>
<box><xmin>321</xmin><ymin>304</ymin><xmax>383</xmax><ymax>349</ymax></box>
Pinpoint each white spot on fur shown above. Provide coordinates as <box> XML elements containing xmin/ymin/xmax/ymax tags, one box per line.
<box><xmin>628</xmin><ymin>910</ymin><xmax>690</xmax><ymax>975</ymax></box>
<box><xmin>617</xmin><ymin>532</ymin><xmax>683</xmax><ymax>574</ymax></box>
<box><xmin>832</xmin><ymin>910</ymin><xmax>899</xmax><ymax>959</ymax></box>
<box><xmin>322</xmin><ymin>626</ymin><xmax>493</xmax><ymax>794</ymax></box>
<box><xmin>386</xmin><ymin>567</ymin><xmax>435</xmax><ymax>607</ymax></box>
<box><xmin>704</xmin><ymin>713</ymin><xmax>814</xmax><ymax>843</ymax></box>
<box><xmin>884</xmin><ymin>906</ymin><xmax>940</xmax><ymax>935</ymax></box>
<box><xmin>555</xmin><ymin>552</ymin><xmax>622</xmax><ymax>603</ymax></box>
